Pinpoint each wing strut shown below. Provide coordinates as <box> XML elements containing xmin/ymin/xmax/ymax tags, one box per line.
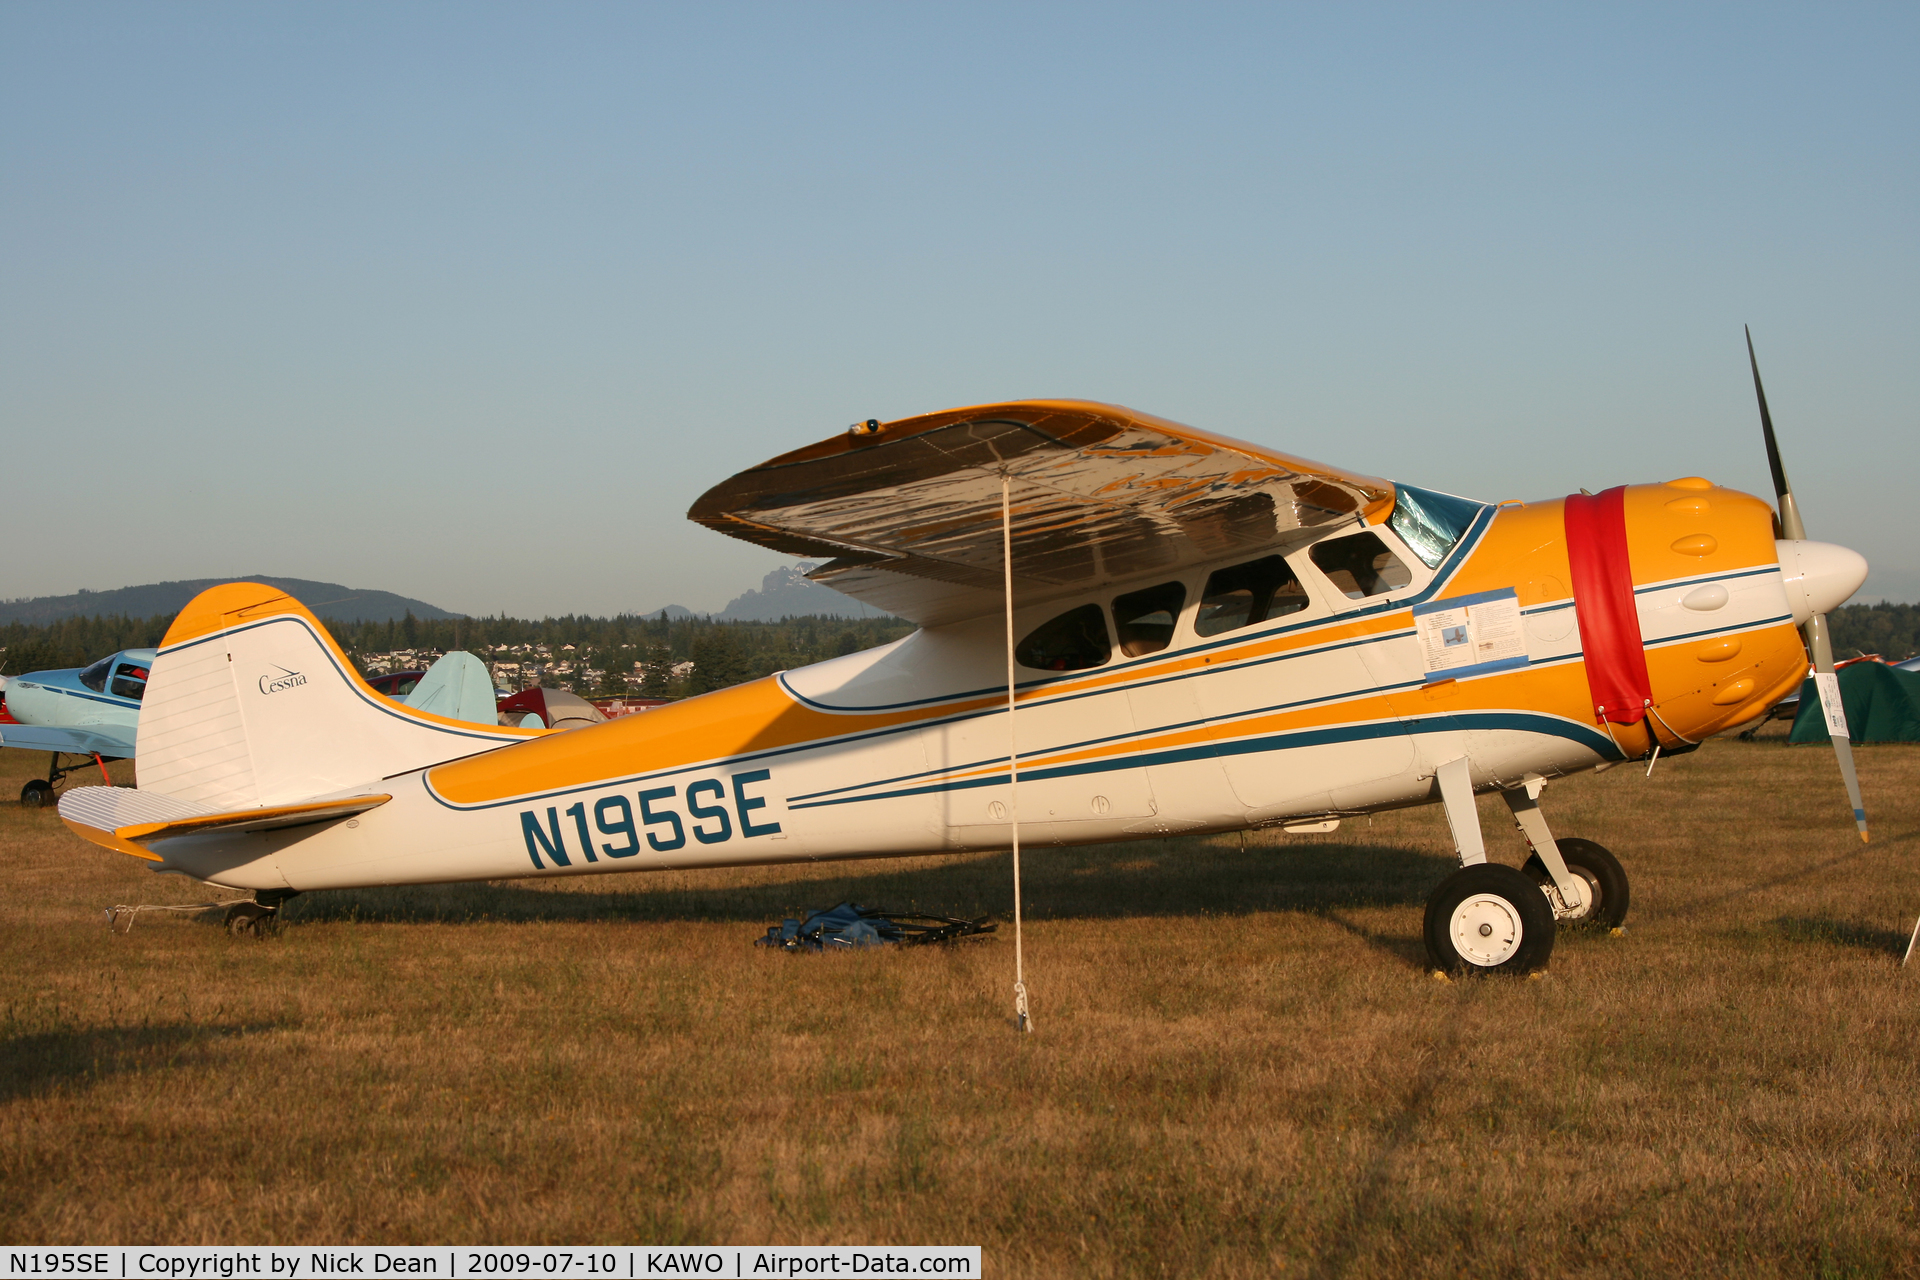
<box><xmin>1002</xmin><ymin>474</ymin><xmax>1034</xmax><ymax>1034</ymax></box>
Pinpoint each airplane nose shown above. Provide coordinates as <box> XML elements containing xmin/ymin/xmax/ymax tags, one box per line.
<box><xmin>1776</xmin><ymin>539</ymin><xmax>1870</xmax><ymax>625</ymax></box>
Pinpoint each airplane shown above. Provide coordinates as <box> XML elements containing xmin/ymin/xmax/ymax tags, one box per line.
<box><xmin>1</xmin><ymin>647</ymin><xmax>154</xmax><ymax>806</ymax></box>
<box><xmin>56</xmin><ymin>338</ymin><xmax>1872</xmax><ymax>984</ymax></box>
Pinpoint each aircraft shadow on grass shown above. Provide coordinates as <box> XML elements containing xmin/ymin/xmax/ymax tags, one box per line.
<box><xmin>0</xmin><ymin>1020</ymin><xmax>286</xmax><ymax>1104</ymax></box>
<box><xmin>1769</xmin><ymin>915</ymin><xmax>1912</xmax><ymax>957</ymax></box>
<box><xmin>280</xmin><ymin>839</ymin><xmax>1456</xmax><ymax>947</ymax></box>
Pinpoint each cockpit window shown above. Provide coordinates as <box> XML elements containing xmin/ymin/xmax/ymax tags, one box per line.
<box><xmin>111</xmin><ymin>662</ymin><xmax>150</xmax><ymax>701</ymax></box>
<box><xmin>1112</xmin><ymin>582</ymin><xmax>1186</xmax><ymax>657</ymax></box>
<box><xmin>78</xmin><ymin>658</ymin><xmax>111</xmax><ymax>692</ymax></box>
<box><xmin>1387</xmin><ymin>482</ymin><xmax>1484</xmax><ymax>569</ymax></box>
<box><xmin>1310</xmin><ymin>531</ymin><xmax>1414</xmax><ymax>599</ymax></box>
<box><xmin>1016</xmin><ymin>604</ymin><xmax>1112</xmax><ymax>671</ymax></box>
<box><xmin>1195</xmin><ymin>555</ymin><xmax>1310</xmax><ymax>637</ymax></box>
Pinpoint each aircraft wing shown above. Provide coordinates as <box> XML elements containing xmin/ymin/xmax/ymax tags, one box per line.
<box><xmin>0</xmin><ymin>722</ymin><xmax>136</xmax><ymax>757</ymax></box>
<box><xmin>689</xmin><ymin>400</ymin><xmax>1395</xmax><ymax>626</ymax></box>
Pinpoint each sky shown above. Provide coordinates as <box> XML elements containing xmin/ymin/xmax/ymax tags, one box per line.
<box><xmin>3</xmin><ymin>3</ymin><xmax>1916</xmax><ymax>617</ymax></box>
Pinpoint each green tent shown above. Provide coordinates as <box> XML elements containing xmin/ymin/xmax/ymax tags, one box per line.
<box><xmin>1789</xmin><ymin>662</ymin><xmax>1920</xmax><ymax>743</ymax></box>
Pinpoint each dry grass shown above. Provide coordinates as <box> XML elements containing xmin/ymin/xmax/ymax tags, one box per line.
<box><xmin>3</xmin><ymin>739</ymin><xmax>1919</xmax><ymax>1277</ymax></box>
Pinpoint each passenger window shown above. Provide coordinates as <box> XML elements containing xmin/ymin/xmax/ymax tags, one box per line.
<box><xmin>1195</xmin><ymin>556</ymin><xmax>1310</xmax><ymax>637</ymax></box>
<box><xmin>110</xmin><ymin>662</ymin><xmax>150</xmax><ymax>701</ymax></box>
<box><xmin>1112</xmin><ymin>582</ymin><xmax>1186</xmax><ymax>657</ymax></box>
<box><xmin>79</xmin><ymin>658</ymin><xmax>111</xmax><ymax>693</ymax></box>
<box><xmin>1016</xmin><ymin>604</ymin><xmax>1112</xmax><ymax>671</ymax></box>
<box><xmin>1309</xmin><ymin>531</ymin><xmax>1414</xmax><ymax>600</ymax></box>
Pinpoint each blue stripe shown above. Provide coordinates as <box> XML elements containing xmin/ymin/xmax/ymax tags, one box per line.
<box><xmin>786</xmin><ymin>712</ymin><xmax>1621</xmax><ymax>811</ymax></box>
<box><xmin>1633</xmin><ymin>565</ymin><xmax>1779</xmax><ymax>596</ymax></box>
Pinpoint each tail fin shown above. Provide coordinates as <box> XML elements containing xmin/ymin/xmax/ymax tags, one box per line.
<box><xmin>402</xmin><ymin>650</ymin><xmax>499</xmax><ymax>725</ymax></box>
<box><xmin>135</xmin><ymin>583</ymin><xmax>539</xmax><ymax>808</ymax></box>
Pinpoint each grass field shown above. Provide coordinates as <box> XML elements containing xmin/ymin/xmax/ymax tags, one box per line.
<box><xmin>2</xmin><ymin>737</ymin><xmax>1918</xmax><ymax>1277</ymax></box>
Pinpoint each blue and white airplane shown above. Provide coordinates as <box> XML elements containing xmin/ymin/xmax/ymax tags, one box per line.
<box><xmin>1</xmin><ymin>648</ymin><xmax>153</xmax><ymax>806</ymax></box>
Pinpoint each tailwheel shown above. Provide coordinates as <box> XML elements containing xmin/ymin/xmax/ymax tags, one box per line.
<box><xmin>1523</xmin><ymin>837</ymin><xmax>1629</xmax><ymax>930</ymax></box>
<box><xmin>224</xmin><ymin>901</ymin><xmax>278</xmax><ymax>938</ymax></box>
<box><xmin>1424</xmin><ymin>863</ymin><xmax>1556</xmax><ymax>975</ymax></box>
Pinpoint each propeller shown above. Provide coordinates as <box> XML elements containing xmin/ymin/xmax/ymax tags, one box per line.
<box><xmin>1746</xmin><ymin>326</ymin><xmax>1869</xmax><ymax>843</ymax></box>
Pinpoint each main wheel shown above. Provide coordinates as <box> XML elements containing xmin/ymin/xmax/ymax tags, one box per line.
<box><xmin>1424</xmin><ymin>862</ymin><xmax>1556</xmax><ymax>975</ymax></box>
<box><xmin>1523</xmin><ymin>837</ymin><xmax>1629</xmax><ymax>930</ymax></box>
<box><xmin>20</xmin><ymin>779</ymin><xmax>52</xmax><ymax>808</ymax></box>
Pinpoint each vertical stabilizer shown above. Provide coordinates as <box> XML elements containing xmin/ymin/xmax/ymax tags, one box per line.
<box><xmin>136</xmin><ymin>584</ymin><xmax>539</xmax><ymax>807</ymax></box>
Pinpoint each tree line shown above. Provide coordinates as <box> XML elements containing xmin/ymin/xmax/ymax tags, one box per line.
<box><xmin>0</xmin><ymin>609</ymin><xmax>917</xmax><ymax>697</ymax></box>
<box><xmin>4</xmin><ymin>601</ymin><xmax>1917</xmax><ymax>691</ymax></box>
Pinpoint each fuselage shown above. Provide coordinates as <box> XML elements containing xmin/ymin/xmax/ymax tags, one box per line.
<box><xmin>155</xmin><ymin>479</ymin><xmax>1811</xmax><ymax>892</ymax></box>
<box><xmin>3</xmin><ymin>648</ymin><xmax>152</xmax><ymax>746</ymax></box>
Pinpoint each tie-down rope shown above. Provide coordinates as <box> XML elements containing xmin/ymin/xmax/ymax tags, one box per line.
<box><xmin>1002</xmin><ymin>474</ymin><xmax>1033</xmax><ymax>1034</ymax></box>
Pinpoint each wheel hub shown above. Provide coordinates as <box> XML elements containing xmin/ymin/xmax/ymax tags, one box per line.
<box><xmin>1450</xmin><ymin>893</ymin><xmax>1523</xmax><ymax>966</ymax></box>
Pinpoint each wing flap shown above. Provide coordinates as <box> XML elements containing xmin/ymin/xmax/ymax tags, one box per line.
<box><xmin>690</xmin><ymin>400</ymin><xmax>1394</xmax><ymax>625</ymax></box>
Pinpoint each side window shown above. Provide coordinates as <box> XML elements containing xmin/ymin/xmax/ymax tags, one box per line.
<box><xmin>1016</xmin><ymin>604</ymin><xmax>1111</xmax><ymax>672</ymax></box>
<box><xmin>78</xmin><ymin>658</ymin><xmax>111</xmax><ymax>693</ymax></box>
<box><xmin>110</xmin><ymin>662</ymin><xmax>150</xmax><ymax>701</ymax></box>
<box><xmin>1195</xmin><ymin>556</ymin><xmax>1310</xmax><ymax>637</ymax></box>
<box><xmin>1309</xmin><ymin>531</ymin><xmax>1414</xmax><ymax>600</ymax></box>
<box><xmin>1112</xmin><ymin>582</ymin><xmax>1186</xmax><ymax>657</ymax></box>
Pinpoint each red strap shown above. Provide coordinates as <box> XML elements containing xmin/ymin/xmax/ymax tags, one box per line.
<box><xmin>1565</xmin><ymin>487</ymin><xmax>1651</xmax><ymax>725</ymax></box>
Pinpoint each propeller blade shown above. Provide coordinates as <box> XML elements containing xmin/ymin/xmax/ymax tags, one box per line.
<box><xmin>1747</xmin><ymin>328</ymin><xmax>1868</xmax><ymax>841</ymax></box>
<box><xmin>1803</xmin><ymin>614</ymin><xmax>1870</xmax><ymax>843</ymax></box>
<box><xmin>1747</xmin><ymin>325</ymin><xmax>1807</xmax><ymax>541</ymax></box>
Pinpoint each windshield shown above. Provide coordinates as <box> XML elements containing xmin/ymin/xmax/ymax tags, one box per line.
<box><xmin>78</xmin><ymin>657</ymin><xmax>112</xmax><ymax>692</ymax></box>
<box><xmin>1387</xmin><ymin>482</ymin><xmax>1486</xmax><ymax>569</ymax></box>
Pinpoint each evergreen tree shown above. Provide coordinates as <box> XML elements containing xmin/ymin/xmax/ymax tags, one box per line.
<box><xmin>689</xmin><ymin>628</ymin><xmax>753</xmax><ymax>693</ymax></box>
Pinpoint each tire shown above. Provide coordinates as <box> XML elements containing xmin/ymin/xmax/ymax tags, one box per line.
<box><xmin>20</xmin><ymin>779</ymin><xmax>52</xmax><ymax>809</ymax></box>
<box><xmin>1424</xmin><ymin>862</ymin><xmax>1556</xmax><ymax>975</ymax></box>
<box><xmin>225</xmin><ymin>902</ymin><xmax>276</xmax><ymax>938</ymax></box>
<box><xmin>1523</xmin><ymin>837</ymin><xmax>1629</xmax><ymax>930</ymax></box>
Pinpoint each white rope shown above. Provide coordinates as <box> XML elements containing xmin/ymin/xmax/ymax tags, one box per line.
<box><xmin>1002</xmin><ymin>474</ymin><xmax>1033</xmax><ymax>1034</ymax></box>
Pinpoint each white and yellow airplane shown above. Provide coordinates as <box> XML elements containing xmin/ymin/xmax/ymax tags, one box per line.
<box><xmin>58</xmin><ymin>340</ymin><xmax>1870</xmax><ymax>973</ymax></box>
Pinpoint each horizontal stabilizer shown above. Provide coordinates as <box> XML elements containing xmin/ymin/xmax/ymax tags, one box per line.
<box><xmin>59</xmin><ymin>784</ymin><xmax>390</xmax><ymax>859</ymax></box>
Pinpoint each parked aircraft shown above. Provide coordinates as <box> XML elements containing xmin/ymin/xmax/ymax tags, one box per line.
<box><xmin>1</xmin><ymin>648</ymin><xmax>152</xmax><ymax>805</ymax></box>
<box><xmin>57</xmin><ymin>345</ymin><xmax>1870</xmax><ymax>976</ymax></box>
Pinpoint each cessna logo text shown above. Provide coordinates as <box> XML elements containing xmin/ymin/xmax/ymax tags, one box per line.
<box><xmin>259</xmin><ymin>667</ymin><xmax>309</xmax><ymax>695</ymax></box>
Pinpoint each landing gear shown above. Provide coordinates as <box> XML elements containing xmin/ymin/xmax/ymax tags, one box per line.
<box><xmin>224</xmin><ymin>902</ymin><xmax>276</xmax><ymax>937</ymax></box>
<box><xmin>1425</xmin><ymin>862</ymin><xmax>1557</xmax><ymax>974</ymax></box>
<box><xmin>1523</xmin><ymin>837</ymin><xmax>1628</xmax><ymax>930</ymax></box>
<box><xmin>1425</xmin><ymin>761</ymin><xmax>1632</xmax><ymax>975</ymax></box>
<box><xmin>17</xmin><ymin>751</ymin><xmax>120</xmax><ymax>807</ymax></box>
<box><xmin>224</xmin><ymin>890</ymin><xmax>298</xmax><ymax>939</ymax></box>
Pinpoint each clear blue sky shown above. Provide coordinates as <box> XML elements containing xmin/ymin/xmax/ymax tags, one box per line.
<box><xmin>4</xmin><ymin>3</ymin><xmax>1915</xmax><ymax>617</ymax></box>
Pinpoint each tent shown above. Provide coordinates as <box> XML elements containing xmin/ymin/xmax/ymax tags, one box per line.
<box><xmin>496</xmin><ymin>686</ymin><xmax>607</xmax><ymax>731</ymax></box>
<box><xmin>1789</xmin><ymin>661</ymin><xmax>1920</xmax><ymax>744</ymax></box>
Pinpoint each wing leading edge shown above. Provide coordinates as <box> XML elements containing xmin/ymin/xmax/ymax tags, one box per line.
<box><xmin>689</xmin><ymin>400</ymin><xmax>1395</xmax><ymax>626</ymax></box>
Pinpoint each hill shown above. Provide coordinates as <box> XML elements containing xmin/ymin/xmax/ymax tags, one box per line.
<box><xmin>0</xmin><ymin>577</ymin><xmax>460</xmax><ymax>626</ymax></box>
<box><xmin>644</xmin><ymin>563</ymin><xmax>889</xmax><ymax>622</ymax></box>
